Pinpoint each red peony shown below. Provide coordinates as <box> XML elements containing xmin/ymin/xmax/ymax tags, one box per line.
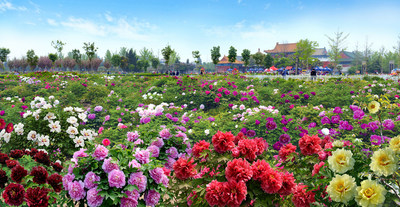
<box><xmin>2</xmin><ymin>183</ymin><xmax>25</xmax><ymax>206</ymax></box>
<box><xmin>52</xmin><ymin>162</ymin><xmax>63</xmax><ymax>172</ymax></box>
<box><xmin>205</xmin><ymin>180</ymin><xmax>225</xmax><ymax>206</ymax></box>
<box><xmin>292</xmin><ymin>184</ymin><xmax>316</xmax><ymax>207</ymax></box>
<box><xmin>237</xmin><ymin>139</ymin><xmax>258</xmax><ymax>161</ymax></box>
<box><xmin>225</xmin><ymin>158</ymin><xmax>253</xmax><ymax>183</ymax></box>
<box><xmin>0</xmin><ymin>118</ymin><xmax>5</xmax><ymax>130</ymax></box>
<box><xmin>35</xmin><ymin>151</ymin><xmax>51</xmax><ymax>166</ymax></box>
<box><xmin>254</xmin><ymin>137</ymin><xmax>267</xmax><ymax>155</ymax></box>
<box><xmin>0</xmin><ymin>169</ymin><xmax>8</xmax><ymax>188</ymax></box>
<box><xmin>162</xmin><ymin>167</ymin><xmax>171</xmax><ymax>177</ymax></box>
<box><xmin>260</xmin><ymin>168</ymin><xmax>283</xmax><ymax>194</ymax></box>
<box><xmin>251</xmin><ymin>160</ymin><xmax>271</xmax><ymax>181</ymax></box>
<box><xmin>25</xmin><ymin>187</ymin><xmax>50</xmax><ymax>207</ymax></box>
<box><xmin>31</xmin><ymin>166</ymin><xmax>49</xmax><ymax>184</ymax></box>
<box><xmin>277</xmin><ymin>172</ymin><xmax>296</xmax><ymax>196</ymax></box>
<box><xmin>0</xmin><ymin>152</ymin><xmax>9</xmax><ymax>164</ymax></box>
<box><xmin>278</xmin><ymin>143</ymin><xmax>297</xmax><ymax>161</ymax></box>
<box><xmin>6</xmin><ymin>159</ymin><xmax>19</xmax><ymax>169</ymax></box>
<box><xmin>212</xmin><ymin>131</ymin><xmax>235</xmax><ymax>153</ymax></box>
<box><xmin>47</xmin><ymin>173</ymin><xmax>63</xmax><ymax>193</ymax></box>
<box><xmin>223</xmin><ymin>181</ymin><xmax>247</xmax><ymax>207</ymax></box>
<box><xmin>29</xmin><ymin>148</ymin><xmax>39</xmax><ymax>157</ymax></box>
<box><xmin>11</xmin><ymin>165</ymin><xmax>28</xmax><ymax>183</ymax></box>
<box><xmin>312</xmin><ymin>162</ymin><xmax>325</xmax><ymax>177</ymax></box>
<box><xmin>192</xmin><ymin>140</ymin><xmax>210</xmax><ymax>157</ymax></box>
<box><xmin>9</xmin><ymin>149</ymin><xmax>24</xmax><ymax>159</ymax></box>
<box><xmin>173</xmin><ymin>158</ymin><xmax>197</xmax><ymax>180</ymax></box>
<box><xmin>234</xmin><ymin>132</ymin><xmax>246</xmax><ymax>145</ymax></box>
<box><xmin>298</xmin><ymin>134</ymin><xmax>322</xmax><ymax>156</ymax></box>
<box><xmin>5</xmin><ymin>123</ymin><xmax>13</xmax><ymax>133</ymax></box>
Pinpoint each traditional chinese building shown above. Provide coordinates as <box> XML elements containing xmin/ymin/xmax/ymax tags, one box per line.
<box><xmin>215</xmin><ymin>55</ymin><xmax>244</xmax><ymax>73</ymax></box>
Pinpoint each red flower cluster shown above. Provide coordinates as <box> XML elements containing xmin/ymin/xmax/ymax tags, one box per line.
<box><xmin>11</xmin><ymin>165</ymin><xmax>28</xmax><ymax>183</ymax></box>
<box><xmin>312</xmin><ymin>162</ymin><xmax>325</xmax><ymax>177</ymax></box>
<box><xmin>234</xmin><ymin>132</ymin><xmax>246</xmax><ymax>145</ymax></box>
<box><xmin>0</xmin><ymin>169</ymin><xmax>8</xmax><ymax>188</ymax></box>
<box><xmin>277</xmin><ymin>172</ymin><xmax>296</xmax><ymax>196</ymax></box>
<box><xmin>31</xmin><ymin>166</ymin><xmax>49</xmax><ymax>184</ymax></box>
<box><xmin>205</xmin><ymin>180</ymin><xmax>247</xmax><ymax>207</ymax></box>
<box><xmin>278</xmin><ymin>143</ymin><xmax>297</xmax><ymax>161</ymax></box>
<box><xmin>225</xmin><ymin>158</ymin><xmax>253</xmax><ymax>183</ymax></box>
<box><xmin>173</xmin><ymin>158</ymin><xmax>197</xmax><ymax>180</ymax></box>
<box><xmin>0</xmin><ymin>152</ymin><xmax>9</xmax><ymax>164</ymax></box>
<box><xmin>0</xmin><ymin>118</ymin><xmax>6</xmax><ymax>130</ymax></box>
<box><xmin>212</xmin><ymin>131</ymin><xmax>235</xmax><ymax>153</ymax></box>
<box><xmin>35</xmin><ymin>151</ymin><xmax>51</xmax><ymax>166</ymax></box>
<box><xmin>47</xmin><ymin>173</ymin><xmax>63</xmax><ymax>192</ymax></box>
<box><xmin>192</xmin><ymin>140</ymin><xmax>210</xmax><ymax>158</ymax></box>
<box><xmin>6</xmin><ymin>122</ymin><xmax>13</xmax><ymax>133</ymax></box>
<box><xmin>6</xmin><ymin>160</ymin><xmax>19</xmax><ymax>169</ymax></box>
<box><xmin>52</xmin><ymin>162</ymin><xmax>63</xmax><ymax>172</ymax></box>
<box><xmin>232</xmin><ymin>137</ymin><xmax>267</xmax><ymax>161</ymax></box>
<box><xmin>2</xmin><ymin>183</ymin><xmax>25</xmax><ymax>206</ymax></box>
<box><xmin>292</xmin><ymin>184</ymin><xmax>316</xmax><ymax>207</ymax></box>
<box><xmin>251</xmin><ymin>160</ymin><xmax>271</xmax><ymax>181</ymax></box>
<box><xmin>25</xmin><ymin>187</ymin><xmax>50</xmax><ymax>207</ymax></box>
<box><xmin>260</xmin><ymin>168</ymin><xmax>283</xmax><ymax>194</ymax></box>
<box><xmin>9</xmin><ymin>149</ymin><xmax>24</xmax><ymax>159</ymax></box>
<box><xmin>298</xmin><ymin>134</ymin><xmax>322</xmax><ymax>156</ymax></box>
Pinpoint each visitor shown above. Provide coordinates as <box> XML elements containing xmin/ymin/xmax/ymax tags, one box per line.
<box><xmin>282</xmin><ymin>69</ymin><xmax>288</xmax><ymax>79</ymax></box>
<box><xmin>310</xmin><ymin>68</ymin><xmax>317</xmax><ymax>81</ymax></box>
<box><xmin>176</xmin><ymin>71</ymin><xmax>180</xmax><ymax>76</ymax></box>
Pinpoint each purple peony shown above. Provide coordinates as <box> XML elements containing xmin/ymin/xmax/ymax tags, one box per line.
<box><xmin>333</xmin><ymin>107</ymin><xmax>343</xmax><ymax>114</ymax></box>
<box><xmin>149</xmin><ymin>167</ymin><xmax>165</xmax><ymax>184</ymax></box>
<box><xmin>68</xmin><ymin>180</ymin><xmax>86</xmax><ymax>201</ymax></box>
<box><xmin>273</xmin><ymin>141</ymin><xmax>283</xmax><ymax>151</ymax></box>
<box><xmin>144</xmin><ymin>189</ymin><xmax>160</xmax><ymax>207</ymax></box>
<box><xmin>62</xmin><ymin>174</ymin><xmax>75</xmax><ymax>190</ymax></box>
<box><xmin>308</xmin><ymin>122</ymin><xmax>316</xmax><ymax>128</ymax></box>
<box><xmin>383</xmin><ymin>119</ymin><xmax>395</xmax><ymax>131</ymax></box>
<box><xmin>88</xmin><ymin>114</ymin><xmax>96</xmax><ymax>120</ymax></box>
<box><xmin>135</xmin><ymin>149</ymin><xmax>150</xmax><ymax>164</ymax></box>
<box><xmin>279</xmin><ymin>134</ymin><xmax>291</xmax><ymax>144</ymax></box>
<box><xmin>246</xmin><ymin>130</ymin><xmax>256</xmax><ymax>137</ymax></box>
<box><xmin>87</xmin><ymin>187</ymin><xmax>103</xmax><ymax>207</ymax></box>
<box><xmin>294</xmin><ymin>95</ymin><xmax>300</xmax><ymax>100</ymax></box>
<box><xmin>368</xmin><ymin>121</ymin><xmax>379</xmax><ymax>132</ymax></box>
<box><xmin>121</xmin><ymin>190</ymin><xmax>139</xmax><ymax>207</ymax></box>
<box><xmin>94</xmin><ymin>106</ymin><xmax>103</xmax><ymax>112</ymax></box>
<box><xmin>128</xmin><ymin>159</ymin><xmax>141</xmax><ymax>169</ymax></box>
<box><xmin>304</xmin><ymin>94</ymin><xmax>310</xmax><ymax>100</ymax></box>
<box><xmin>353</xmin><ymin>110</ymin><xmax>365</xmax><ymax>120</ymax></box>
<box><xmin>147</xmin><ymin>145</ymin><xmax>160</xmax><ymax>157</ymax></box>
<box><xmin>102</xmin><ymin>158</ymin><xmax>119</xmax><ymax>173</ymax></box>
<box><xmin>128</xmin><ymin>172</ymin><xmax>147</xmax><ymax>193</ymax></box>
<box><xmin>108</xmin><ymin>169</ymin><xmax>126</xmax><ymax>188</ymax></box>
<box><xmin>321</xmin><ymin>116</ymin><xmax>330</xmax><ymax>125</ymax></box>
<box><xmin>331</xmin><ymin>115</ymin><xmax>341</xmax><ymax>124</ymax></box>
<box><xmin>84</xmin><ymin>172</ymin><xmax>100</xmax><ymax>189</ymax></box>
<box><xmin>265</xmin><ymin>120</ymin><xmax>277</xmax><ymax>130</ymax></box>
<box><xmin>151</xmin><ymin>137</ymin><xmax>164</xmax><ymax>148</ymax></box>
<box><xmin>166</xmin><ymin>147</ymin><xmax>178</xmax><ymax>159</ymax></box>
<box><xmin>165</xmin><ymin>158</ymin><xmax>176</xmax><ymax>170</ymax></box>
<box><xmin>127</xmin><ymin>131</ymin><xmax>139</xmax><ymax>142</ymax></box>
<box><xmin>159</xmin><ymin>128</ymin><xmax>172</xmax><ymax>139</ymax></box>
<box><xmin>73</xmin><ymin>148</ymin><xmax>88</xmax><ymax>160</ymax></box>
<box><xmin>92</xmin><ymin>145</ymin><xmax>108</xmax><ymax>161</ymax></box>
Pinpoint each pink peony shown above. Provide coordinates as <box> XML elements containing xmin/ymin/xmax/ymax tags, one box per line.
<box><xmin>87</xmin><ymin>187</ymin><xmax>103</xmax><ymax>207</ymax></box>
<box><xmin>92</xmin><ymin>145</ymin><xmax>108</xmax><ymax>161</ymax></box>
<box><xmin>108</xmin><ymin>169</ymin><xmax>126</xmax><ymax>188</ymax></box>
<box><xmin>68</xmin><ymin>180</ymin><xmax>86</xmax><ymax>200</ymax></box>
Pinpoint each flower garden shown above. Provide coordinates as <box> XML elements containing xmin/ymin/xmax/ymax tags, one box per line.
<box><xmin>0</xmin><ymin>72</ymin><xmax>399</xmax><ymax>207</ymax></box>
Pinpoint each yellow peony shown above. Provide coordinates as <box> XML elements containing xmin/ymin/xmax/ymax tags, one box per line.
<box><xmin>370</xmin><ymin>147</ymin><xmax>398</xmax><ymax>177</ymax></box>
<box><xmin>367</xmin><ymin>101</ymin><xmax>380</xmax><ymax>114</ymax></box>
<box><xmin>332</xmin><ymin>140</ymin><xmax>344</xmax><ymax>148</ymax></box>
<box><xmin>355</xmin><ymin>179</ymin><xmax>386</xmax><ymax>207</ymax></box>
<box><xmin>326</xmin><ymin>174</ymin><xmax>356</xmax><ymax>204</ymax></box>
<box><xmin>328</xmin><ymin>149</ymin><xmax>355</xmax><ymax>174</ymax></box>
<box><xmin>389</xmin><ymin>135</ymin><xmax>400</xmax><ymax>154</ymax></box>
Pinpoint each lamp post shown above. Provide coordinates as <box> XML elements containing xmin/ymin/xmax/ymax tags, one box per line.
<box><xmin>362</xmin><ymin>61</ymin><xmax>367</xmax><ymax>74</ymax></box>
<box><xmin>389</xmin><ymin>60</ymin><xmax>394</xmax><ymax>73</ymax></box>
<box><xmin>295</xmin><ymin>57</ymin><xmax>299</xmax><ymax>75</ymax></box>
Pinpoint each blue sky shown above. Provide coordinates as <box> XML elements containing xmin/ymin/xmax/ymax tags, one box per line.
<box><xmin>1</xmin><ymin>0</ymin><xmax>400</xmax><ymax>62</ymax></box>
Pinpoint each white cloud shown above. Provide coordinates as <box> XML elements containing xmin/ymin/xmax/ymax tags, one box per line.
<box><xmin>0</xmin><ymin>0</ymin><xmax>26</xmax><ymax>12</ymax></box>
<box><xmin>61</xmin><ymin>17</ymin><xmax>107</xmax><ymax>36</ymax></box>
<box><xmin>47</xmin><ymin>19</ymin><xmax>57</xmax><ymax>26</ymax></box>
<box><xmin>104</xmin><ymin>12</ymin><xmax>113</xmax><ymax>22</ymax></box>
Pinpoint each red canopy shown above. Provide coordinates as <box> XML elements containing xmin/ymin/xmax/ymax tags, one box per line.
<box><xmin>286</xmin><ymin>66</ymin><xmax>293</xmax><ymax>70</ymax></box>
<box><xmin>269</xmin><ymin>66</ymin><xmax>278</xmax><ymax>71</ymax></box>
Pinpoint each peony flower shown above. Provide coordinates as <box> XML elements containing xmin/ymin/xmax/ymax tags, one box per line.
<box><xmin>62</xmin><ymin>174</ymin><xmax>75</xmax><ymax>190</ymax></box>
<box><xmin>237</xmin><ymin>139</ymin><xmax>258</xmax><ymax>161</ymax></box>
<box><xmin>278</xmin><ymin>143</ymin><xmax>297</xmax><ymax>161</ymax></box>
<box><xmin>166</xmin><ymin>147</ymin><xmax>178</xmax><ymax>159</ymax></box>
<box><xmin>292</xmin><ymin>184</ymin><xmax>315</xmax><ymax>207</ymax></box>
<box><xmin>369</xmin><ymin>147</ymin><xmax>398</xmax><ymax>177</ymax></box>
<box><xmin>25</xmin><ymin>187</ymin><xmax>49</xmax><ymax>207</ymax></box>
<box><xmin>144</xmin><ymin>189</ymin><xmax>160</xmax><ymax>207</ymax></box>
<box><xmin>135</xmin><ymin>149</ymin><xmax>150</xmax><ymax>164</ymax></box>
<box><xmin>47</xmin><ymin>173</ymin><xmax>63</xmax><ymax>192</ymax></box>
<box><xmin>84</xmin><ymin>171</ymin><xmax>100</xmax><ymax>189</ymax></box>
<box><xmin>149</xmin><ymin>167</ymin><xmax>167</xmax><ymax>184</ymax></box>
<box><xmin>260</xmin><ymin>168</ymin><xmax>283</xmax><ymax>194</ymax></box>
<box><xmin>277</xmin><ymin>172</ymin><xmax>296</xmax><ymax>196</ymax></box>
<box><xmin>328</xmin><ymin>149</ymin><xmax>355</xmax><ymax>174</ymax></box>
<box><xmin>120</xmin><ymin>190</ymin><xmax>139</xmax><ymax>207</ymax></box>
<box><xmin>147</xmin><ymin>145</ymin><xmax>160</xmax><ymax>157</ymax></box>
<box><xmin>151</xmin><ymin>137</ymin><xmax>164</xmax><ymax>148</ymax></box>
<box><xmin>108</xmin><ymin>169</ymin><xmax>126</xmax><ymax>188</ymax></box>
<box><xmin>389</xmin><ymin>135</ymin><xmax>400</xmax><ymax>154</ymax></box>
<box><xmin>173</xmin><ymin>158</ymin><xmax>197</xmax><ymax>180</ymax></box>
<box><xmin>312</xmin><ymin>161</ymin><xmax>325</xmax><ymax>177</ymax></box>
<box><xmin>87</xmin><ymin>187</ymin><xmax>104</xmax><ymax>207</ymax></box>
<box><xmin>355</xmin><ymin>179</ymin><xmax>386</xmax><ymax>207</ymax></box>
<box><xmin>279</xmin><ymin>134</ymin><xmax>291</xmax><ymax>144</ymax></box>
<box><xmin>367</xmin><ymin>101</ymin><xmax>380</xmax><ymax>114</ymax></box>
<box><xmin>299</xmin><ymin>134</ymin><xmax>322</xmax><ymax>156</ymax></box>
<box><xmin>212</xmin><ymin>131</ymin><xmax>235</xmax><ymax>153</ymax></box>
<box><xmin>2</xmin><ymin>183</ymin><xmax>25</xmax><ymax>206</ymax></box>
<box><xmin>192</xmin><ymin>140</ymin><xmax>210</xmax><ymax>158</ymax></box>
<box><xmin>205</xmin><ymin>180</ymin><xmax>225</xmax><ymax>206</ymax></box>
<box><xmin>92</xmin><ymin>145</ymin><xmax>108</xmax><ymax>161</ymax></box>
<box><xmin>102</xmin><ymin>139</ymin><xmax>110</xmax><ymax>146</ymax></box>
<box><xmin>251</xmin><ymin>160</ymin><xmax>271</xmax><ymax>181</ymax></box>
<box><xmin>128</xmin><ymin>172</ymin><xmax>147</xmax><ymax>193</ymax></box>
<box><xmin>31</xmin><ymin>166</ymin><xmax>48</xmax><ymax>184</ymax></box>
<box><xmin>225</xmin><ymin>158</ymin><xmax>253</xmax><ymax>183</ymax></box>
<box><xmin>223</xmin><ymin>181</ymin><xmax>247</xmax><ymax>207</ymax></box>
<box><xmin>102</xmin><ymin>158</ymin><xmax>119</xmax><ymax>173</ymax></box>
<box><xmin>68</xmin><ymin>180</ymin><xmax>86</xmax><ymax>200</ymax></box>
<box><xmin>11</xmin><ymin>165</ymin><xmax>28</xmax><ymax>183</ymax></box>
<box><xmin>326</xmin><ymin>174</ymin><xmax>356</xmax><ymax>204</ymax></box>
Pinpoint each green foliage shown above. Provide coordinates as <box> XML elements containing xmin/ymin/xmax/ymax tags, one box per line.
<box><xmin>252</xmin><ymin>52</ymin><xmax>265</xmax><ymax>67</ymax></box>
<box><xmin>83</xmin><ymin>42</ymin><xmax>98</xmax><ymax>61</ymax></box>
<box><xmin>0</xmin><ymin>47</ymin><xmax>10</xmax><ymax>62</ymax></box>
<box><xmin>111</xmin><ymin>54</ymin><xmax>122</xmax><ymax>68</ymax></box>
<box><xmin>263</xmin><ymin>53</ymin><xmax>273</xmax><ymax>68</ymax></box>
<box><xmin>228</xmin><ymin>46</ymin><xmax>237</xmax><ymax>64</ymax></box>
<box><xmin>48</xmin><ymin>53</ymin><xmax>58</xmax><ymax>63</ymax></box>
<box><xmin>26</xmin><ymin>49</ymin><xmax>39</xmax><ymax>70</ymax></box>
<box><xmin>210</xmin><ymin>46</ymin><xmax>221</xmax><ymax>65</ymax></box>
<box><xmin>162</xmin><ymin>45</ymin><xmax>173</xmax><ymax>66</ymax></box>
<box><xmin>241</xmin><ymin>49</ymin><xmax>251</xmax><ymax>67</ymax></box>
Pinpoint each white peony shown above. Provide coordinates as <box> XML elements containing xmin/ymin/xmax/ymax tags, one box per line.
<box><xmin>27</xmin><ymin>131</ymin><xmax>38</xmax><ymax>141</ymax></box>
<box><xmin>48</xmin><ymin>121</ymin><xmax>61</xmax><ymax>133</ymax></box>
<box><xmin>73</xmin><ymin>136</ymin><xmax>85</xmax><ymax>148</ymax></box>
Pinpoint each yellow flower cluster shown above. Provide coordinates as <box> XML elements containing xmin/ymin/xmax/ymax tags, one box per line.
<box><xmin>332</xmin><ymin>140</ymin><xmax>344</xmax><ymax>148</ymax></box>
<box><xmin>328</xmin><ymin>149</ymin><xmax>355</xmax><ymax>174</ymax></box>
<box><xmin>367</xmin><ymin>101</ymin><xmax>380</xmax><ymax>114</ymax></box>
<box><xmin>389</xmin><ymin>136</ymin><xmax>400</xmax><ymax>154</ymax></box>
<box><xmin>355</xmin><ymin>180</ymin><xmax>386</xmax><ymax>207</ymax></box>
<box><xmin>370</xmin><ymin>147</ymin><xmax>398</xmax><ymax>177</ymax></box>
<box><xmin>326</xmin><ymin>174</ymin><xmax>356</xmax><ymax>204</ymax></box>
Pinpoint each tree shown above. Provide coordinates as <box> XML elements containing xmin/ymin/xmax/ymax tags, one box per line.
<box><xmin>151</xmin><ymin>57</ymin><xmax>160</xmax><ymax>71</ymax></box>
<box><xmin>139</xmin><ymin>47</ymin><xmax>154</xmax><ymax>72</ymax></box>
<box><xmin>127</xmin><ymin>49</ymin><xmax>138</xmax><ymax>67</ymax></box>
<box><xmin>211</xmin><ymin>46</ymin><xmax>221</xmax><ymax>71</ymax></box>
<box><xmin>252</xmin><ymin>52</ymin><xmax>264</xmax><ymax>67</ymax></box>
<box><xmin>104</xmin><ymin>61</ymin><xmax>111</xmax><ymax>70</ymax></box>
<box><xmin>241</xmin><ymin>49</ymin><xmax>251</xmax><ymax>70</ymax></box>
<box><xmin>91</xmin><ymin>58</ymin><xmax>102</xmax><ymax>71</ymax></box>
<box><xmin>0</xmin><ymin>61</ymin><xmax>4</xmax><ymax>70</ymax></box>
<box><xmin>120</xmin><ymin>56</ymin><xmax>129</xmax><ymax>71</ymax></box>
<box><xmin>26</xmin><ymin>50</ymin><xmax>38</xmax><ymax>71</ymax></box>
<box><xmin>228</xmin><ymin>46</ymin><xmax>237</xmax><ymax>66</ymax></box>
<box><xmin>394</xmin><ymin>34</ymin><xmax>400</xmax><ymax>67</ymax></box>
<box><xmin>169</xmin><ymin>50</ymin><xmax>179</xmax><ymax>70</ymax></box>
<box><xmin>38</xmin><ymin>57</ymin><xmax>52</xmax><ymax>70</ymax></box>
<box><xmin>62</xmin><ymin>57</ymin><xmax>76</xmax><ymax>70</ymax></box>
<box><xmin>162</xmin><ymin>45</ymin><xmax>173</xmax><ymax>68</ymax></box>
<box><xmin>192</xmin><ymin>51</ymin><xmax>201</xmax><ymax>65</ymax></box>
<box><xmin>72</xmin><ymin>49</ymin><xmax>82</xmax><ymax>66</ymax></box>
<box><xmin>83</xmin><ymin>42</ymin><xmax>98</xmax><ymax>62</ymax></box>
<box><xmin>51</xmin><ymin>40</ymin><xmax>66</xmax><ymax>59</ymax></box>
<box><xmin>326</xmin><ymin>30</ymin><xmax>349</xmax><ymax>71</ymax></box>
<box><xmin>0</xmin><ymin>48</ymin><xmax>10</xmax><ymax>62</ymax></box>
<box><xmin>105</xmin><ymin>50</ymin><xmax>112</xmax><ymax>62</ymax></box>
<box><xmin>294</xmin><ymin>39</ymin><xmax>318</xmax><ymax>70</ymax></box>
<box><xmin>362</xmin><ymin>37</ymin><xmax>373</xmax><ymax>74</ymax></box>
<box><xmin>111</xmin><ymin>54</ymin><xmax>122</xmax><ymax>69</ymax></box>
<box><xmin>48</xmin><ymin>53</ymin><xmax>58</xmax><ymax>64</ymax></box>
<box><xmin>263</xmin><ymin>54</ymin><xmax>273</xmax><ymax>68</ymax></box>
<box><xmin>119</xmin><ymin>47</ymin><xmax>128</xmax><ymax>57</ymax></box>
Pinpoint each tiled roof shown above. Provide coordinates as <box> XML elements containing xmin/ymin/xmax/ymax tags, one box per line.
<box><xmin>217</xmin><ymin>55</ymin><xmax>244</xmax><ymax>64</ymax></box>
<box><xmin>313</xmin><ymin>48</ymin><xmax>328</xmax><ymax>56</ymax></box>
<box><xmin>265</xmin><ymin>42</ymin><xmax>297</xmax><ymax>53</ymax></box>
